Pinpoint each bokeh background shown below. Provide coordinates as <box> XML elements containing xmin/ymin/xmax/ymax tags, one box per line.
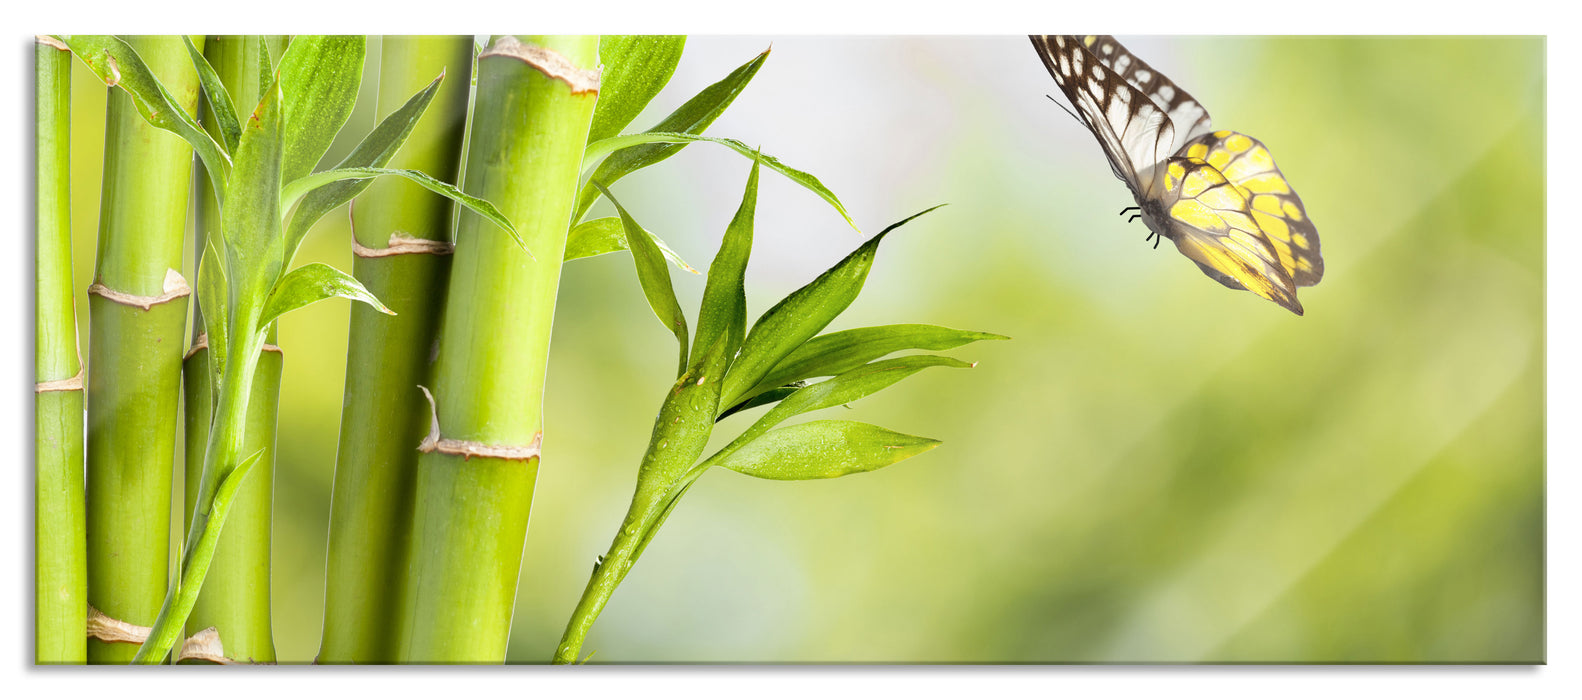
<box><xmin>58</xmin><ymin>36</ymin><xmax>1544</xmax><ymax>663</ymax></box>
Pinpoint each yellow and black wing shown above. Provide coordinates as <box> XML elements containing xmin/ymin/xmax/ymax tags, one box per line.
<box><xmin>1158</xmin><ymin>156</ymin><xmax>1305</xmax><ymax>315</ymax></box>
<box><xmin>1180</xmin><ymin>130</ymin><xmax>1323</xmax><ymax>288</ymax></box>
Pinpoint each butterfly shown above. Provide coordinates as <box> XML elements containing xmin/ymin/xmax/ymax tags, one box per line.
<box><xmin>1030</xmin><ymin>35</ymin><xmax>1322</xmax><ymax>315</ymax></box>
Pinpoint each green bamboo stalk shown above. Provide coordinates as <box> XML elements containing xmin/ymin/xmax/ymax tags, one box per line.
<box><xmin>84</xmin><ymin>35</ymin><xmax>203</xmax><ymax>664</ymax></box>
<box><xmin>35</xmin><ymin>35</ymin><xmax>86</xmax><ymax>666</ymax></box>
<box><xmin>395</xmin><ymin>35</ymin><xmax>599</xmax><ymax>664</ymax></box>
<box><xmin>320</xmin><ymin>35</ymin><xmax>475</xmax><ymax>665</ymax></box>
<box><xmin>180</xmin><ymin>36</ymin><xmax>288</xmax><ymax>663</ymax></box>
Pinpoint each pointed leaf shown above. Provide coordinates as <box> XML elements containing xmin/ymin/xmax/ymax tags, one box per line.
<box><xmin>716</xmin><ymin>420</ymin><xmax>939</xmax><ymax>481</ymax></box>
<box><xmin>277</xmin><ymin>35</ymin><xmax>366</xmax><ymax>185</ymax></box>
<box><xmin>282</xmin><ymin>72</ymin><xmax>444</xmax><ymax>266</ymax></box>
<box><xmin>744</xmin><ymin>355</ymin><xmax>970</xmax><ymax>436</ymax></box>
<box><xmin>574</xmin><ymin>48</ymin><xmax>767</xmax><ymax>221</ymax></box>
<box><xmin>257</xmin><ymin>37</ymin><xmax>276</xmax><ymax>100</ymax></box>
<box><xmin>222</xmin><ymin>77</ymin><xmax>286</xmax><ymax>296</ymax></box>
<box><xmin>280</xmin><ymin>166</ymin><xmax>521</xmax><ymax>253</ymax></box>
<box><xmin>737</xmin><ymin>324</ymin><xmax>1008</xmax><ymax>406</ymax></box>
<box><xmin>716</xmin><ymin>384</ymin><xmax>801</xmax><ymax>422</ymax></box>
<box><xmin>183</xmin><ymin>35</ymin><xmax>241</xmax><ymax>154</ymax></box>
<box><xmin>588</xmin><ymin>35</ymin><xmax>686</xmax><ymax>145</ymax></box>
<box><xmin>60</xmin><ymin>35</ymin><xmax>231</xmax><ymax>207</ymax></box>
<box><xmin>584</xmin><ymin>131</ymin><xmax>855</xmax><ymax>232</ymax></box>
<box><xmin>565</xmin><ymin>216</ymin><xmax>698</xmax><ymax>273</ymax></box>
<box><xmin>258</xmin><ymin>262</ymin><xmax>394</xmax><ymax>330</ymax></box>
<box><xmin>597</xmin><ymin>183</ymin><xmax>688</xmax><ymax>376</ymax></box>
<box><xmin>196</xmin><ymin>238</ymin><xmax>229</xmax><ymax>392</ymax></box>
<box><xmin>719</xmin><ymin>205</ymin><xmax>946</xmax><ymax>409</ymax></box>
<box><xmin>691</xmin><ymin>157</ymin><xmax>758</xmax><ymax>373</ymax></box>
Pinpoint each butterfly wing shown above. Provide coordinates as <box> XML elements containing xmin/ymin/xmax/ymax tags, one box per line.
<box><xmin>1181</xmin><ymin>130</ymin><xmax>1323</xmax><ymax>287</ymax></box>
<box><xmin>1158</xmin><ymin>156</ymin><xmax>1305</xmax><ymax>315</ymax></box>
<box><xmin>1080</xmin><ymin>35</ymin><xmax>1215</xmax><ymax>156</ymax></box>
<box><xmin>1030</xmin><ymin>35</ymin><xmax>1183</xmax><ymax>199</ymax></box>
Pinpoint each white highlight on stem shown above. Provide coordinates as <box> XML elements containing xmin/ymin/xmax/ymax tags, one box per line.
<box><xmin>479</xmin><ymin>35</ymin><xmax>601</xmax><ymax>95</ymax></box>
<box><xmin>35</xmin><ymin>367</ymin><xmax>83</xmax><ymax>393</ymax></box>
<box><xmin>352</xmin><ymin>232</ymin><xmax>455</xmax><ymax>258</ymax></box>
<box><xmin>87</xmin><ymin>605</ymin><xmax>151</xmax><ymax>644</ymax></box>
<box><xmin>176</xmin><ymin>627</ymin><xmax>235</xmax><ymax>665</ymax></box>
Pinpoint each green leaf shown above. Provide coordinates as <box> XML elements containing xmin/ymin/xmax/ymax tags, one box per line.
<box><xmin>196</xmin><ymin>238</ymin><xmax>229</xmax><ymax>396</ymax></box>
<box><xmin>715</xmin><ymin>420</ymin><xmax>939</xmax><ymax>481</ymax></box>
<box><xmin>596</xmin><ymin>183</ymin><xmax>689</xmax><ymax>377</ymax></box>
<box><xmin>588</xmin><ymin>35</ymin><xmax>686</xmax><ymax>145</ymax></box>
<box><xmin>282</xmin><ymin>72</ymin><xmax>445</xmax><ymax>266</ymax></box>
<box><xmin>719</xmin><ymin>205</ymin><xmax>946</xmax><ymax>409</ymax></box>
<box><xmin>257</xmin><ymin>37</ymin><xmax>276</xmax><ymax>101</ymax></box>
<box><xmin>583</xmin><ymin>131</ymin><xmax>856</xmax><ymax>232</ymax></box>
<box><xmin>565</xmin><ymin>216</ymin><xmax>698</xmax><ymax>274</ymax></box>
<box><xmin>60</xmin><ymin>35</ymin><xmax>231</xmax><ymax>207</ymax></box>
<box><xmin>183</xmin><ymin>35</ymin><xmax>241</xmax><ymax>154</ymax></box>
<box><xmin>258</xmin><ymin>262</ymin><xmax>394</xmax><ymax>330</ymax></box>
<box><xmin>754</xmin><ymin>355</ymin><xmax>970</xmax><ymax>433</ymax></box>
<box><xmin>280</xmin><ymin>166</ymin><xmax>521</xmax><ymax>253</ymax></box>
<box><xmin>716</xmin><ymin>384</ymin><xmax>801</xmax><ymax>422</ymax></box>
<box><xmin>691</xmin><ymin>157</ymin><xmax>758</xmax><ymax>373</ymax></box>
<box><xmin>736</xmin><ymin>324</ymin><xmax>1008</xmax><ymax>407</ymax></box>
<box><xmin>277</xmin><ymin>35</ymin><xmax>366</xmax><ymax>185</ymax></box>
<box><xmin>574</xmin><ymin>48</ymin><xmax>768</xmax><ymax>221</ymax></box>
<box><xmin>222</xmin><ymin>76</ymin><xmax>286</xmax><ymax>296</ymax></box>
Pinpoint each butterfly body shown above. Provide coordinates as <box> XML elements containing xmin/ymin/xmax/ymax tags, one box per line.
<box><xmin>1031</xmin><ymin>35</ymin><xmax>1322</xmax><ymax>315</ymax></box>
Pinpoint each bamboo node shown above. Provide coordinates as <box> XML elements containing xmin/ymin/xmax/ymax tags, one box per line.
<box><xmin>479</xmin><ymin>36</ymin><xmax>601</xmax><ymax>95</ymax></box>
<box><xmin>35</xmin><ymin>367</ymin><xmax>84</xmax><ymax>393</ymax></box>
<box><xmin>177</xmin><ymin>627</ymin><xmax>236</xmax><ymax>665</ymax></box>
<box><xmin>88</xmin><ymin>268</ymin><xmax>191</xmax><ymax>310</ymax></box>
<box><xmin>36</xmin><ymin>35</ymin><xmax>69</xmax><ymax>50</ymax></box>
<box><xmin>353</xmin><ymin>232</ymin><xmax>455</xmax><ymax>258</ymax></box>
<box><xmin>86</xmin><ymin>605</ymin><xmax>151</xmax><ymax>645</ymax></box>
<box><xmin>184</xmin><ymin>334</ymin><xmax>282</xmax><ymax>360</ymax></box>
<box><xmin>416</xmin><ymin>385</ymin><xmax>543</xmax><ymax>461</ymax></box>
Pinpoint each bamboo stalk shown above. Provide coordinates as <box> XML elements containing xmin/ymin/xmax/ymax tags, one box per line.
<box><xmin>395</xmin><ymin>35</ymin><xmax>599</xmax><ymax>663</ymax></box>
<box><xmin>84</xmin><ymin>35</ymin><xmax>203</xmax><ymax>664</ymax></box>
<box><xmin>35</xmin><ymin>34</ymin><xmax>86</xmax><ymax>666</ymax></box>
<box><xmin>179</xmin><ymin>33</ymin><xmax>287</xmax><ymax>666</ymax></box>
<box><xmin>320</xmin><ymin>35</ymin><xmax>475</xmax><ymax>665</ymax></box>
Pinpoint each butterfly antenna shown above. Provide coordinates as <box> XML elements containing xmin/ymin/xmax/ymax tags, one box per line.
<box><xmin>1045</xmin><ymin>94</ymin><xmax>1084</xmax><ymax>128</ymax></box>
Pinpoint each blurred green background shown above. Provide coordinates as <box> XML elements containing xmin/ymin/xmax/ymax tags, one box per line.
<box><xmin>59</xmin><ymin>36</ymin><xmax>1543</xmax><ymax>663</ymax></box>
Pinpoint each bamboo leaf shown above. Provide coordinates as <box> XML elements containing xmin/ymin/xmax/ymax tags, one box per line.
<box><xmin>283</xmin><ymin>72</ymin><xmax>445</xmax><ymax>266</ymax></box>
<box><xmin>691</xmin><ymin>157</ymin><xmax>759</xmax><ymax>373</ymax></box>
<box><xmin>257</xmin><ymin>38</ymin><xmax>275</xmax><ymax>101</ymax></box>
<box><xmin>715</xmin><ymin>420</ymin><xmax>939</xmax><ymax>481</ymax></box>
<box><xmin>588</xmin><ymin>35</ymin><xmax>686</xmax><ymax>145</ymax></box>
<box><xmin>258</xmin><ymin>262</ymin><xmax>394</xmax><ymax>330</ymax></box>
<box><xmin>743</xmin><ymin>356</ymin><xmax>971</xmax><ymax>437</ymax></box>
<box><xmin>183</xmin><ymin>35</ymin><xmax>241</xmax><ymax>154</ymax></box>
<box><xmin>596</xmin><ymin>184</ymin><xmax>689</xmax><ymax>376</ymax></box>
<box><xmin>223</xmin><ymin>76</ymin><xmax>286</xmax><ymax>294</ymax></box>
<box><xmin>280</xmin><ymin>166</ymin><xmax>521</xmax><ymax>253</ymax></box>
<box><xmin>60</xmin><ymin>35</ymin><xmax>231</xmax><ymax>207</ymax></box>
<box><xmin>574</xmin><ymin>48</ymin><xmax>768</xmax><ymax>221</ymax></box>
<box><xmin>196</xmin><ymin>238</ymin><xmax>229</xmax><ymax>394</ymax></box>
<box><xmin>716</xmin><ymin>384</ymin><xmax>801</xmax><ymax>422</ymax></box>
<box><xmin>719</xmin><ymin>205</ymin><xmax>946</xmax><ymax>409</ymax></box>
<box><xmin>277</xmin><ymin>35</ymin><xmax>366</xmax><ymax>185</ymax></box>
<box><xmin>735</xmin><ymin>324</ymin><xmax>1008</xmax><ymax>407</ymax></box>
<box><xmin>584</xmin><ymin>131</ymin><xmax>856</xmax><ymax>232</ymax></box>
<box><xmin>564</xmin><ymin>216</ymin><xmax>698</xmax><ymax>273</ymax></box>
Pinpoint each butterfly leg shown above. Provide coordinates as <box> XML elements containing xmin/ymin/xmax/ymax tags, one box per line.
<box><xmin>1119</xmin><ymin>206</ymin><xmax>1140</xmax><ymax>216</ymax></box>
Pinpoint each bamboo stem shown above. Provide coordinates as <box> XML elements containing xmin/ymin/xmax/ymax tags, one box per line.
<box><xmin>35</xmin><ymin>34</ymin><xmax>86</xmax><ymax>666</ymax></box>
<box><xmin>395</xmin><ymin>35</ymin><xmax>599</xmax><ymax>663</ymax></box>
<box><xmin>320</xmin><ymin>35</ymin><xmax>475</xmax><ymax>665</ymax></box>
<box><xmin>179</xmin><ymin>33</ymin><xmax>288</xmax><ymax>666</ymax></box>
<box><xmin>84</xmin><ymin>35</ymin><xmax>203</xmax><ymax>665</ymax></box>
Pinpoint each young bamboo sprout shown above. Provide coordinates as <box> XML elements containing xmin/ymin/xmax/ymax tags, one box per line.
<box><xmin>553</xmin><ymin>161</ymin><xmax>1004</xmax><ymax>664</ymax></box>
